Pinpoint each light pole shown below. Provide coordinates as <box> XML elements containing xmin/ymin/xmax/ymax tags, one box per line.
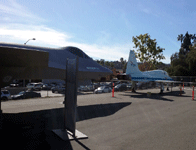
<box><xmin>24</xmin><ymin>38</ymin><xmax>36</xmax><ymax>45</ymax></box>
<box><xmin>23</xmin><ymin>38</ymin><xmax>36</xmax><ymax>91</ymax></box>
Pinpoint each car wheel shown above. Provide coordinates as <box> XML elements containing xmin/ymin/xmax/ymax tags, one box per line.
<box><xmin>1</xmin><ymin>97</ymin><xmax>8</xmax><ymax>100</ymax></box>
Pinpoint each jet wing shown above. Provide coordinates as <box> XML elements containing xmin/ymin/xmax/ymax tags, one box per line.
<box><xmin>155</xmin><ymin>80</ymin><xmax>179</xmax><ymax>83</ymax></box>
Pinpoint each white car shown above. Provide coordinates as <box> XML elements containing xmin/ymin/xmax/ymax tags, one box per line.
<box><xmin>1</xmin><ymin>90</ymin><xmax>12</xmax><ymax>100</ymax></box>
<box><xmin>27</xmin><ymin>83</ymin><xmax>43</xmax><ymax>91</ymax></box>
<box><xmin>94</xmin><ymin>86</ymin><xmax>112</xmax><ymax>94</ymax></box>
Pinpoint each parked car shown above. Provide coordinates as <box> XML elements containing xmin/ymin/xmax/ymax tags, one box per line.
<box><xmin>78</xmin><ymin>86</ymin><xmax>88</xmax><ymax>92</ymax></box>
<box><xmin>11</xmin><ymin>91</ymin><xmax>41</xmax><ymax>100</ymax></box>
<box><xmin>126</xmin><ymin>83</ymin><xmax>132</xmax><ymax>90</ymax></box>
<box><xmin>86</xmin><ymin>85</ymin><xmax>94</xmax><ymax>91</ymax></box>
<box><xmin>114</xmin><ymin>84</ymin><xmax>127</xmax><ymax>91</ymax></box>
<box><xmin>113</xmin><ymin>81</ymin><xmax>122</xmax><ymax>86</ymax></box>
<box><xmin>42</xmin><ymin>84</ymin><xmax>52</xmax><ymax>90</ymax></box>
<box><xmin>94</xmin><ymin>86</ymin><xmax>112</xmax><ymax>94</ymax></box>
<box><xmin>1</xmin><ymin>90</ymin><xmax>12</xmax><ymax>100</ymax></box>
<box><xmin>92</xmin><ymin>83</ymin><xmax>100</xmax><ymax>89</ymax></box>
<box><xmin>27</xmin><ymin>83</ymin><xmax>43</xmax><ymax>91</ymax></box>
<box><xmin>51</xmin><ymin>85</ymin><xmax>65</xmax><ymax>93</ymax></box>
<box><xmin>10</xmin><ymin>83</ymin><xmax>19</xmax><ymax>87</ymax></box>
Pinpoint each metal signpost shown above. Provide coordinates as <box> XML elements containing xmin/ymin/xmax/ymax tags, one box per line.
<box><xmin>53</xmin><ymin>57</ymin><xmax>88</xmax><ymax>141</ymax></box>
<box><xmin>64</xmin><ymin>57</ymin><xmax>78</xmax><ymax>136</ymax></box>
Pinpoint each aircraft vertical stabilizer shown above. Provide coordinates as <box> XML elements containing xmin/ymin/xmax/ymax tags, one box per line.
<box><xmin>126</xmin><ymin>50</ymin><xmax>151</xmax><ymax>81</ymax></box>
<box><xmin>126</xmin><ymin>50</ymin><xmax>141</xmax><ymax>74</ymax></box>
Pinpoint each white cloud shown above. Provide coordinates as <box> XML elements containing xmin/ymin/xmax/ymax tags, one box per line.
<box><xmin>137</xmin><ymin>1</ymin><xmax>162</xmax><ymax>18</ymax></box>
<box><xmin>0</xmin><ymin>24</ymin><xmax>132</xmax><ymax>61</ymax></box>
<box><xmin>0</xmin><ymin>24</ymin><xmax>71</xmax><ymax>44</ymax></box>
<box><xmin>0</xmin><ymin>23</ymin><xmax>171</xmax><ymax>63</ymax></box>
<box><xmin>0</xmin><ymin>0</ymin><xmax>45</xmax><ymax>23</ymax></box>
<box><xmin>0</xmin><ymin>1</ymin><xmax>132</xmax><ymax>61</ymax></box>
<box><xmin>161</xmin><ymin>55</ymin><xmax>170</xmax><ymax>64</ymax></box>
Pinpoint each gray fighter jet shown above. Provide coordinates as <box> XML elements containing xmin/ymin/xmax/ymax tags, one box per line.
<box><xmin>0</xmin><ymin>42</ymin><xmax>112</xmax><ymax>87</ymax></box>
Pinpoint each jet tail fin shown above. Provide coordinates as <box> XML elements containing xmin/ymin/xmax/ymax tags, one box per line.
<box><xmin>126</xmin><ymin>50</ymin><xmax>141</xmax><ymax>74</ymax></box>
<box><xmin>126</xmin><ymin>50</ymin><xmax>145</xmax><ymax>81</ymax></box>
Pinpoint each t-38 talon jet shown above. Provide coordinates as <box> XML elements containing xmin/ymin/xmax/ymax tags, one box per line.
<box><xmin>0</xmin><ymin>42</ymin><xmax>112</xmax><ymax>87</ymax></box>
<box><xmin>126</xmin><ymin>50</ymin><xmax>174</xmax><ymax>93</ymax></box>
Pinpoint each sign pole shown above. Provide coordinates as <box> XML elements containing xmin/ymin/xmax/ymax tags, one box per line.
<box><xmin>0</xmin><ymin>88</ymin><xmax>2</xmax><ymax>130</ymax></box>
<box><xmin>53</xmin><ymin>57</ymin><xmax>87</xmax><ymax>141</ymax></box>
<box><xmin>192</xmin><ymin>86</ymin><xmax>194</xmax><ymax>100</ymax></box>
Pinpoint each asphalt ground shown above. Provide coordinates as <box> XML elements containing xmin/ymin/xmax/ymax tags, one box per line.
<box><xmin>1</xmin><ymin>87</ymin><xmax>196</xmax><ymax>150</ymax></box>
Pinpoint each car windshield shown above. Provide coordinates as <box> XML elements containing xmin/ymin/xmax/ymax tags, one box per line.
<box><xmin>2</xmin><ymin>91</ymin><xmax>9</xmax><ymax>94</ymax></box>
<box><xmin>98</xmin><ymin>86</ymin><xmax>105</xmax><ymax>90</ymax></box>
<box><xmin>18</xmin><ymin>91</ymin><xmax>25</xmax><ymax>95</ymax></box>
<box><xmin>116</xmin><ymin>84</ymin><xmax>121</xmax><ymax>88</ymax></box>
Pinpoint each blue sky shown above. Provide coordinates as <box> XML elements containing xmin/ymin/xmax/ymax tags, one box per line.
<box><xmin>0</xmin><ymin>0</ymin><xmax>195</xmax><ymax>63</ymax></box>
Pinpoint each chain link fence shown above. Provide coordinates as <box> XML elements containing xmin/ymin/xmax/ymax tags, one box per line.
<box><xmin>171</xmin><ymin>76</ymin><xmax>196</xmax><ymax>87</ymax></box>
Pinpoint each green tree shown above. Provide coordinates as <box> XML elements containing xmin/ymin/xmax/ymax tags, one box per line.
<box><xmin>132</xmin><ymin>33</ymin><xmax>165</xmax><ymax>70</ymax></box>
<box><xmin>96</xmin><ymin>60</ymin><xmax>100</xmax><ymax>64</ymax></box>
<box><xmin>100</xmin><ymin>59</ymin><xmax>105</xmax><ymax>66</ymax></box>
<box><xmin>167</xmin><ymin>32</ymin><xmax>196</xmax><ymax>76</ymax></box>
<box><xmin>110</xmin><ymin>62</ymin><xmax>114</xmax><ymax>69</ymax></box>
<box><xmin>182</xmin><ymin>32</ymin><xmax>192</xmax><ymax>53</ymax></box>
<box><xmin>186</xmin><ymin>44</ymin><xmax>196</xmax><ymax>76</ymax></box>
<box><xmin>178</xmin><ymin>32</ymin><xmax>196</xmax><ymax>55</ymax></box>
<box><xmin>167</xmin><ymin>51</ymin><xmax>189</xmax><ymax>76</ymax></box>
<box><xmin>172</xmin><ymin>65</ymin><xmax>189</xmax><ymax>76</ymax></box>
<box><xmin>138</xmin><ymin>62</ymin><xmax>155</xmax><ymax>71</ymax></box>
<box><xmin>105</xmin><ymin>61</ymin><xmax>110</xmax><ymax>68</ymax></box>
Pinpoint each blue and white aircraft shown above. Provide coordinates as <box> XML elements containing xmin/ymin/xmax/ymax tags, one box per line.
<box><xmin>126</xmin><ymin>50</ymin><xmax>173</xmax><ymax>93</ymax></box>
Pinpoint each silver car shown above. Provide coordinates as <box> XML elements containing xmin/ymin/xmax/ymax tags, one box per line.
<box><xmin>78</xmin><ymin>86</ymin><xmax>88</xmax><ymax>92</ymax></box>
<box><xmin>94</xmin><ymin>86</ymin><xmax>112</xmax><ymax>94</ymax></box>
<box><xmin>51</xmin><ymin>85</ymin><xmax>65</xmax><ymax>93</ymax></box>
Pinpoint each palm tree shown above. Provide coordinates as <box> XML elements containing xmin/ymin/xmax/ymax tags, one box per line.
<box><xmin>191</xmin><ymin>34</ymin><xmax>196</xmax><ymax>42</ymax></box>
<box><xmin>120</xmin><ymin>57</ymin><xmax>124</xmax><ymax>63</ymax></box>
<box><xmin>177</xmin><ymin>34</ymin><xmax>184</xmax><ymax>46</ymax></box>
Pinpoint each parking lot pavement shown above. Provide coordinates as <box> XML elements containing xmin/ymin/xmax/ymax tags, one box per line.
<box><xmin>37</xmin><ymin>90</ymin><xmax>95</xmax><ymax>98</ymax></box>
<box><xmin>1</xmin><ymin>87</ymin><xmax>196</xmax><ymax>150</ymax></box>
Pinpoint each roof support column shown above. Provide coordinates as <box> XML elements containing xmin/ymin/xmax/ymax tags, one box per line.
<box><xmin>0</xmin><ymin>88</ymin><xmax>2</xmax><ymax>130</ymax></box>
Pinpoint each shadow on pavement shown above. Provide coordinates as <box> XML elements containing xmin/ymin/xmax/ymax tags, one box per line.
<box><xmin>77</xmin><ymin>102</ymin><xmax>131</xmax><ymax>121</ymax></box>
<box><xmin>121</xmin><ymin>90</ymin><xmax>190</xmax><ymax>102</ymax></box>
<box><xmin>1</xmin><ymin>102</ymin><xmax>131</xmax><ymax>150</ymax></box>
